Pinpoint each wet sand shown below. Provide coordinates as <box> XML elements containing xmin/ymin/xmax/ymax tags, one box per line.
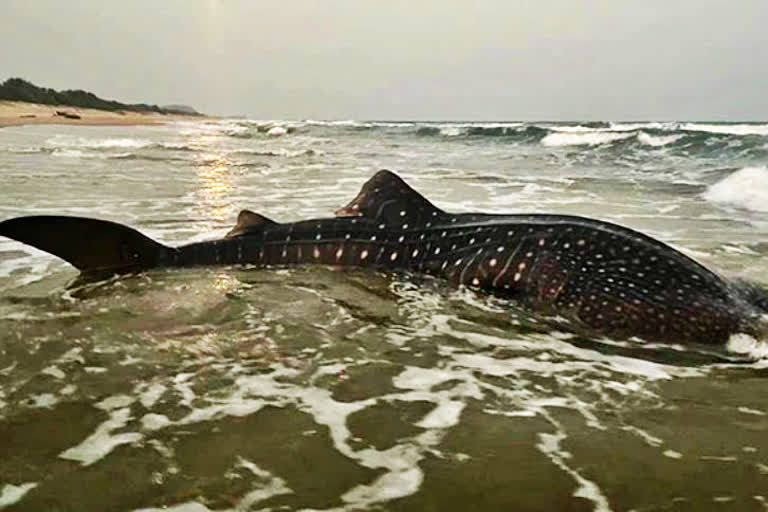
<box><xmin>0</xmin><ymin>100</ymin><xmax>205</xmax><ymax>127</ymax></box>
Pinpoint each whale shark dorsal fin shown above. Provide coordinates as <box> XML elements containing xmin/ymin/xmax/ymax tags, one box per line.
<box><xmin>335</xmin><ymin>170</ymin><xmax>445</xmax><ymax>224</ymax></box>
<box><xmin>225</xmin><ymin>209</ymin><xmax>277</xmax><ymax>238</ymax></box>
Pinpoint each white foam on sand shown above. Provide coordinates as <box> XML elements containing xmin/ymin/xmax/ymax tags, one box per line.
<box><xmin>138</xmin><ymin>383</ymin><xmax>167</xmax><ymax>409</ymax></box>
<box><xmin>50</xmin><ymin>314</ymin><xmax>717</xmax><ymax>512</ymax></box>
<box><xmin>59</xmin><ymin>396</ymin><xmax>143</xmax><ymax>466</ymax></box>
<box><xmin>726</xmin><ymin>333</ymin><xmax>768</xmax><ymax>360</ymax></box>
<box><xmin>131</xmin><ymin>458</ymin><xmax>291</xmax><ymax>512</ymax></box>
<box><xmin>0</xmin><ymin>483</ymin><xmax>38</xmax><ymax>509</ymax></box>
<box><xmin>703</xmin><ymin>166</ymin><xmax>768</xmax><ymax>212</ymax></box>
<box><xmin>536</xmin><ymin>413</ymin><xmax>613</xmax><ymax>512</ymax></box>
<box><xmin>134</xmin><ymin>504</ymin><xmax>210</xmax><ymax>512</ymax></box>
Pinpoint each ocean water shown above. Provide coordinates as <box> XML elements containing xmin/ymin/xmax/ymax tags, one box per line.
<box><xmin>1</xmin><ymin>119</ymin><xmax>768</xmax><ymax>511</ymax></box>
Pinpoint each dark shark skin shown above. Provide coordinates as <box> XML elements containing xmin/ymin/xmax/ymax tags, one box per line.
<box><xmin>1</xmin><ymin>170</ymin><xmax>765</xmax><ymax>345</ymax></box>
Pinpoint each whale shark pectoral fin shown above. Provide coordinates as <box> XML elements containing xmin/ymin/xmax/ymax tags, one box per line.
<box><xmin>335</xmin><ymin>170</ymin><xmax>446</xmax><ymax>224</ymax></box>
<box><xmin>225</xmin><ymin>210</ymin><xmax>278</xmax><ymax>238</ymax></box>
<box><xmin>0</xmin><ymin>215</ymin><xmax>171</xmax><ymax>275</ymax></box>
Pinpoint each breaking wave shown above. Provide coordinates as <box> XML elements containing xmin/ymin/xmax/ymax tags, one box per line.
<box><xmin>703</xmin><ymin>166</ymin><xmax>768</xmax><ymax>212</ymax></box>
<box><xmin>213</xmin><ymin>120</ymin><xmax>768</xmax><ymax>155</ymax></box>
<box><xmin>22</xmin><ymin>118</ymin><xmax>753</xmax><ymax>156</ymax></box>
<box><xmin>45</xmin><ymin>136</ymin><xmax>154</xmax><ymax>149</ymax></box>
<box><xmin>541</xmin><ymin>131</ymin><xmax>636</xmax><ymax>147</ymax></box>
<box><xmin>3</xmin><ymin>120</ymin><xmax>767</xmax><ymax>164</ymax></box>
<box><xmin>636</xmin><ymin>132</ymin><xmax>684</xmax><ymax>147</ymax></box>
<box><xmin>680</xmin><ymin>123</ymin><xmax>768</xmax><ymax>136</ymax></box>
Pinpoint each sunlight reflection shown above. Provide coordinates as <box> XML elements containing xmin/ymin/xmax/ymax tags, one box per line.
<box><xmin>195</xmin><ymin>151</ymin><xmax>235</xmax><ymax>224</ymax></box>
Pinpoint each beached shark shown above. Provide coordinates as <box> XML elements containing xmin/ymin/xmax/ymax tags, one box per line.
<box><xmin>1</xmin><ymin>170</ymin><xmax>766</xmax><ymax>345</ymax></box>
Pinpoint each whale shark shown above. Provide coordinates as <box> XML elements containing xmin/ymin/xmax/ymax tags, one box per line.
<box><xmin>1</xmin><ymin>170</ymin><xmax>766</xmax><ymax>345</ymax></box>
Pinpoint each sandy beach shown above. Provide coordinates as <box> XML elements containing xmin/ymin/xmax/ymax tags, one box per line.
<box><xmin>0</xmin><ymin>100</ymin><xmax>204</xmax><ymax>127</ymax></box>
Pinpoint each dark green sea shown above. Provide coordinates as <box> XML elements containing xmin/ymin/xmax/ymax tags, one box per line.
<box><xmin>1</xmin><ymin>120</ymin><xmax>768</xmax><ymax>511</ymax></box>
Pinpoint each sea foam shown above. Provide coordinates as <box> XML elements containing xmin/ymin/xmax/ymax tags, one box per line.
<box><xmin>0</xmin><ymin>483</ymin><xmax>38</xmax><ymax>509</ymax></box>
<box><xmin>46</xmin><ymin>136</ymin><xmax>153</xmax><ymax>149</ymax></box>
<box><xmin>680</xmin><ymin>123</ymin><xmax>768</xmax><ymax>136</ymax></box>
<box><xmin>637</xmin><ymin>132</ymin><xmax>683</xmax><ymax>147</ymax></box>
<box><xmin>541</xmin><ymin>131</ymin><xmax>635</xmax><ymax>147</ymax></box>
<box><xmin>703</xmin><ymin>166</ymin><xmax>768</xmax><ymax>212</ymax></box>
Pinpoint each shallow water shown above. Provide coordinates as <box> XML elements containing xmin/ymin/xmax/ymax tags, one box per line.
<box><xmin>1</xmin><ymin>120</ymin><xmax>768</xmax><ymax>511</ymax></box>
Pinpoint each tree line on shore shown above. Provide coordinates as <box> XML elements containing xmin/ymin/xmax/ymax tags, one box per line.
<box><xmin>0</xmin><ymin>78</ymin><xmax>200</xmax><ymax>116</ymax></box>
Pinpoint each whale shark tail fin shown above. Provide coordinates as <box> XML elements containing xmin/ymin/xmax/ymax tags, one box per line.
<box><xmin>0</xmin><ymin>215</ymin><xmax>172</xmax><ymax>275</ymax></box>
<box><xmin>335</xmin><ymin>170</ymin><xmax>446</xmax><ymax>224</ymax></box>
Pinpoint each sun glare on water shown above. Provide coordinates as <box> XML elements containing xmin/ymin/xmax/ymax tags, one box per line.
<box><xmin>189</xmin><ymin>130</ymin><xmax>235</xmax><ymax>224</ymax></box>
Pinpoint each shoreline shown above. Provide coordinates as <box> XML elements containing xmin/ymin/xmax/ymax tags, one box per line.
<box><xmin>0</xmin><ymin>100</ymin><xmax>208</xmax><ymax>128</ymax></box>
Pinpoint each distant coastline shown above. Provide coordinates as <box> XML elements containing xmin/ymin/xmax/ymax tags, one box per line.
<box><xmin>0</xmin><ymin>77</ymin><xmax>207</xmax><ymax>128</ymax></box>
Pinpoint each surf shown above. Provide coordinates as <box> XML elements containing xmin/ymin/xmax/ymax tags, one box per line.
<box><xmin>2</xmin><ymin>170</ymin><xmax>767</xmax><ymax>346</ymax></box>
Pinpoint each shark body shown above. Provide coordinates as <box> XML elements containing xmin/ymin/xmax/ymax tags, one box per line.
<box><xmin>1</xmin><ymin>170</ymin><xmax>765</xmax><ymax>345</ymax></box>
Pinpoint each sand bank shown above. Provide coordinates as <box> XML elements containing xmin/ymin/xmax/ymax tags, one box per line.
<box><xmin>0</xmin><ymin>101</ymin><xmax>205</xmax><ymax>127</ymax></box>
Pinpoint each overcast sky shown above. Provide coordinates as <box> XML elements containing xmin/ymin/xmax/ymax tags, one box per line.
<box><xmin>1</xmin><ymin>1</ymin><xmax>767</xmax><ymax>120</ymax></box>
